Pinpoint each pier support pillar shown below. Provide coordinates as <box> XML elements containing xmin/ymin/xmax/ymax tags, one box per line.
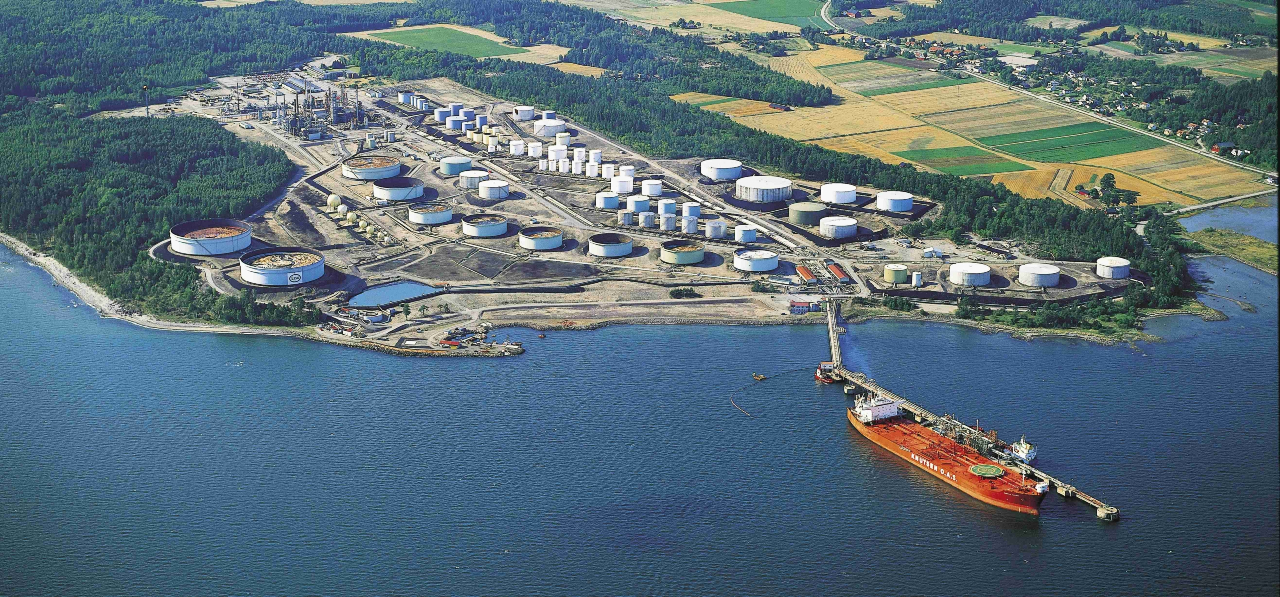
<box><xmin>1097</xmin><ymin>507</ymin><xmax>1119</xmax><ymax>522</ymax></box>
<box><xmin>1057</xmin><ymin>485</ymin><xmax>1075</xmax><ymax>498</ymax></box>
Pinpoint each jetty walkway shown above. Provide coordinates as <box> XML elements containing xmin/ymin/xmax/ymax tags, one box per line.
<box><xmin>824</xmin><ymin>300</ymin><xmax>1119</xmax><ymax>521</ymax></box>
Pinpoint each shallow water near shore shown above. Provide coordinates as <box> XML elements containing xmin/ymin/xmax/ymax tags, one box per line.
<box><xmin>1180</xmin><ymin>193</ymin><xmax>1278</xmax><ymax>242</ymax></box>
<box><xmin>0</xmin><ymin>245</ymin><xmax>1276</xmax><ymax>595</ymax></box>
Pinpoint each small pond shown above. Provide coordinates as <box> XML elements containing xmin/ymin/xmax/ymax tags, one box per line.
<box><xmin>347</xmin><ymin>280</ymin><xmax>443</xmax><ymax>308</ymax></box>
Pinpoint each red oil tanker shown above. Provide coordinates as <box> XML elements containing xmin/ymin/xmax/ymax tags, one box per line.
<box><xmin>847</xmin><ymin>396</ymin><xmax>1048</xmax><ymax>515</ymax></box>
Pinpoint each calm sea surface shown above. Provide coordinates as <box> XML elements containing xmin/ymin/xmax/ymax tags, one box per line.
<box><xmin>1180</xmin><ymin>193</ymin><xmax>1278</xmax><ymax>243</ymax></box>
<box><xmin>1</xmin><ymin>245</ymin><xmax>1276</xmax><ymax>596</ymax></box>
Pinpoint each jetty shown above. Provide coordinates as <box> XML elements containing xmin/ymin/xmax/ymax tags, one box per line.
<box><xmin>824</xmin><ymin>300</ymin><xmax>1119</xmax><ymax>521</ymax></box>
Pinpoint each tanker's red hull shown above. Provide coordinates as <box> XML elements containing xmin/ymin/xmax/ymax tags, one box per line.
<box><xmin>847</xmin><ymin>408</ymin><xmax>1045</xmax><ymax>515</ymax></box>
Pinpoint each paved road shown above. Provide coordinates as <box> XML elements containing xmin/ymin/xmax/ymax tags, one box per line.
<box><xmin>820</xmin><ymin>0</ymin><xmax>840</xmax><ymax>30</ymax></box>
<box><xmin>962</xmin><ymin>69</ymin><xmax>1277</xmax><ymax>178</ymax></box>
<box><xmin>1165</xmin><ymin>188</ymin><xmax>1276</xmax><ymax>214</ymax></box>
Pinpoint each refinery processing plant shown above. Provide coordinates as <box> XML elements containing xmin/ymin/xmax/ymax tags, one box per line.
<box><xmin>149</xmin><ymin>66</ymin><xmax>1145</xmax><ymax>354</ymax></box>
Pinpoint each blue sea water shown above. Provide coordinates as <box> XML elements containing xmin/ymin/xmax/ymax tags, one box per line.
<box><xmin>0</xmin><ymin>245</ymin><xmax>1276</xmax><ymax>596</ymax></box>
<box><xmin>1180</xmin><ymin>193</ymin><xmax>1278</xmax><ymax>243</ymax></box>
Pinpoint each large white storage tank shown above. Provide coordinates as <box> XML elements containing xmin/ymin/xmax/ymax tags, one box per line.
<box><xmin>700</xmin><ymin>159</ymin><xmax>742</xmax><ymax>181</ymax></box>
<box><xmin>618</xmin><ymin>165</ymin><xmax>636</xmax><ymax>178</ymax></box>
<box><xmin>461</xmin><ymin>214</ymin><xmax>507</xmax><ymax>237</ymax></box>
<box><xmin>736</xmin><ymin>176</ymin><xmax>792</xmax><ymax>203</ymax></box>
<box><xmin>588</xmin><ymin>233</ymin><xmax>633</xmax><ymax>258</ymax></box>
<box><xmin>440</xmin><ymin>156</ymin><xmax>472</xmax><ymax>176</ymax></box>
<box><xmin>705</xmin><ymin>220</ymin><xmax>727</xmax><ymax>239</ymax></box>
<box><xmin>518</xmin><ymin>226</ymin><xmax>564</xmax><ymax>251</ymax></box>
<box><xmin>617</xmin><ymin>210</ymin><xmax>635</xmax><ymax>226</ymax></box>
<box><xmin>638</xmin><ymin>211</ymin><xmax>657</xmax><ymax>228</ymax></box>
<box><xmin>547</xmin><ymin>145</ymin><xmax>568</xmax><ymax>161</ymax></box>
<box><xmin>733</xmin><ymin>248</ymin><xmax>779</xmax><ymax>272</ymax></box>
<box><xmin>513</xmin><ymin>106</ymin><xmax>535</xmax><ymax>121</ymax></box>
<box><xmin>408</xmin><ymin>204</ymin><xmax>452</xmax><ymax>225</ymax></box>
<box><xmin>876</xmin><ymin>191</ymin><xmax>914</xmax><ymax>212</ymax></box>
<box><xmin>595</xmin><ymin>191</ymin><xmax>620</xmax><ymax>209</ymax></box>
<box><xmin>534</xmin><ymin>119</ymin><xmax>567</xmax><ymax>137</ymax></box>
<box><xmin>659</xmin><ymin>214</ymin><xmax>677</xmax><ymax>231</ymax></box>
<box><xmin>680</xmin><ymin>216</ymin><xmax>699</xmax><ymax>234</ymax></box>
<box><xmin>239</xmin><ymin>247</ymin><xmax>324</xmax><ymax>286</ymax></box>
<box><xmin>1097</xmin><ymin>257</ymin><xmax>1131</xmax><ymax>279</ymax></box>
<box><xmin>819</xmin><ymin>216</ymin><xmax>858</xmax><ymax>239</ymax></box>
<box><xmin>459</xmin><ymin>170</ymin><xmax>489</xmax><ymax>189</ymax></box>
<box><xmin>734</xmin><ymin>225</ymin><xmax>757</xmax><ymax>243</ymax></box>
<box><xmin>627</xmin><ymin>196</ymin><xmax>650</xmax><ymax>213</ymax></box>
<box><xmin>660</xmin><ymin>240</ymin><xmax>705</xmax><ymax>265</ymax></box>
<box><xmin>527</xmin><ymin>142</ymin><xmax>544</xmax><ymax>158</ymax></box>
<box><xmin>682</xmin><ymin>203</ymin><xmax>701</xmax><ymax>218</ymax></box>
<box><xmin>341</xmin><ymin>156</ymin><xmax>401</xmax><ymax>180</ymax></box>
<box><xmin>657</xmin><ymin>199</ymin><xmax>677</xmax><ymax>215</ymax></box>
<box><xmin>372</xmin><ymin>177</ymin><xmax>425</xmax><ymax>201</ymax></box>
<box><xmin>169</xmin><ymin>219</ymin><xmax>253</xmax><ymax>256</ymax></box>
<box><xmin>949</xmin><ymin>262</ymin><xmax>992</xmax><ymax>286</ymax></box>
<box><xmin>611</xmin><ymin>176</ymin><xmax>635</xmax><ymax>194</ymax></box>
<box><xmin>641</xmin><ymin>180</ymin><xmax>664</xmax><ymax>197</ymax></box>
<box><xmin>1019</xmin><ymin>263</ymin><xmax>1061</xmax><ymax>287</ymax></box>
<box><xmin>820</xmin><ymin>183</ymin><xmax>857</xmax><ymax>204</ymax></box>
<box><xmin>509</xmin><ymin>140</ymin><xmax>526</xmax><ymax>156</ymax></box>
<box><xmin>478</xmin><ymin>180</ymin><xmax>510</xmax><ymax>199</ymax></box>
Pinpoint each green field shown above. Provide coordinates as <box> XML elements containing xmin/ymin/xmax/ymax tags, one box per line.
<box><xmin>370</xmin><ymin>27</ymin><xmax>528</xmax><ymax>58</ymax></box>
<box><xmin>1104</xmin><ymin>40</ymin><xmax>1140</xmax><ymax>54</ymax></box>
<box><xmin>976</xmin><ymin>122</ymin><xmax>1111</xmax><ymax>146</ymax></box>
<box><xmin>860</xmin><ymin>76</ymin><xmax>979</xmax><ymax>96</ymax></box>
<box><xmin>692</xmin><ymin>97</ymin><xmax>739</xmax><ymax>107</ymax></box>
<box><xmin>891</xmin><ymin>146</ymin><xmax>1033</xmax><ymax>176</ymax></box>
<box><xmin>713</xmin><ymin>0</ymin><xmax>828</xmax><ymax>28</ymax></box>
<box><xmin>977</xmin><ymin>122</ymin><xmax>1164</xmax><ymax>162</ymax></box>
<box><xmin>993</xmin><ymin>43</ymin><xmax>1057</xmax><ymax>56</ymax></box>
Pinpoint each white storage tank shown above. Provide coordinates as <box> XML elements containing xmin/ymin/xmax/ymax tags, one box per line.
<box><xmin>440</xmin><ymin>156</ymin><xmax>472</xmax><ymax>176</ymax></box>
<box><xmin>460</xmin><ymin>108</ymin><xmax>475</xmax><ymax>120</ymax></box>
<box><xmin>239</xmin><ymin>247</ymin><xmax>324</xmax><ymax>286</ymax></box>
<box><xmin>733</xmin><ymin>248</ymin><xmax>779</xmax><ymax>272</ymax></box>
<box><xmin>638</xmin><ymin>211</ymin><xmax>657</xmax><ymax>228</ymax></box>
<box><xmin>734</xmin><ymin>225</ymin><xmax>757</xmax><ymax>243</ymax></box>
<box><xmin>478</xmin><ymin>180</ymin><xmax>510</xmax><ymax>200</ymax></box>
<box><xmin>448</xmin><ymin>102</ymin><xmax>464</xmax><ymax>116</ymax></box>
<box><xmin>588</xmin><ymin>149</ymin><xmax>602</xmax><ymax>164</ymax></box>
<box><xmin>949</xmin><ymin>262</ymin><xmax>992</xmax><ymax>286</ymax></box>
<box><xmin>680</xmin><ymin>216</ymin><xmax>699</xmax><ymax>234</ymax></box>
<box><xmin>736</xmin><ymin>176</ymin><xmax>793</xmax><ymax>203</ymax></box>
<box><xmin>602</xmin><ymin>164</ymin><xmax>616</xmax><ymax>178</ymax></box>
<box><xmin>169</xmin><ymin>219</ymin><xmax>253</xmax><ymax>256</ymax></box>
<box><xmin>398</xmin><ymin>91</ymin><xmax>413</xmax><ymax>104</ymax></box>
<box><xmin>445</xmin><ymin>116</ymin><xmax>466</xmax><ymax>131</ymax></box>
<box><xmin>557</xmin><ymin>159</ymin><xmax>570</xmax><ymax>173</ymax></box>
<box><xmin>571</xmin><ymin>160</ymin><xmax>583</xmax><ymax>175</ymax></box>
<box><xmin>459</xmin><ymin>170</ymin><xmax>489</xmax><ymax>189</ymax></box>
<box><xmin>700</xmin><ymin>159</ymin><xmax>742</xmax><ymax>181</ymax></box>
<box><xmin>876</xmin><ymin>191</ymin><xmax>914</xmax><ymax>212</ymax></box>
<box><xmin>1097</xmin><ymin>257</ymin><xmax>1131</xmax><ymax>279</ymax></box>
<box><xmin>819</xmin><ymin>216</ymin><xmax>859</xmax><ymax>239</ymax></box>
<box><xmin>641</xmin><ymin>180</ymin><xmax>663</xmax><ymax>197</ymax></box>
<box><xmin>434</xmin><ymin>107</ymin><xmax>450</xmax><ymax>123</ymax></box>
<box><xmin>660</xmin><ymin>240</ymin><xmax>705</xmax><ymax>265</ymax></box>
<box><xmin>541</xmin><ymin>110</ymin><xmax>556</xmax><ymax>120</ymax></box>
<box><xmin>589</xmin><ymin>233</ymin><xmax>633</xmax><ymax>258</ymax></box>
<box><xmin>475</xmin><ymin>114</ymin><xmax>487</xmax><ymax>128</ymax></box>
<box><xmin>1018</xmin><ymin>263</ymin><xmax>1061</xmax><ymax>287</ymax></box>
<box><xmin>408</xmin><ymin>204</ymin><xmax>452</xmax><ymax>225</ymax></box>
<box><xmin>461</xmin><ymin>213</ymin><xmax>508</xmax><ymax>237</ymax></box>
<box><xmin>660</xmin><ymin>214</ymin><xmax>677</xmax><ymax>231</ymax></box>
<box><xmin>911</xmin><ymin>271</ymin><xmax>923</xmax><ymax>287</ymax></box>
<box><xmin>617</xmin><ymin>210</ymin><xmax>635</xmax><ymax>226</ymax></box>
<box><xmin>510</xmin><ymin>140</ymin><xmax>526</xmax><ymax>156</ymax></box>
<box><xmin>595</xmin><ymin>191</ymin><xmax>620</xmax><ymax>209</ymax></box>
<box><xmin>518</xmin><ymin>226</ymin><xmax>564</xmax><ymax>251</ymax></box>
<box><xmin>627</xmin><ymin>196</ymin><xmax>650</xmax><ymax>213</ymax></box>
<box><xmin>538</xmin><ymin>159</ymin><xmax>548</xmax><ymax>171</ymax></box>
<box><xmin>556</xmin><ymin>132</ymin><xmax>571</xmax><ymax>147</ymax></box>
<box><xmin>705</xmin><ymin>220</ymin><xmax>727</xmax><ymax>239</ymax></box>
<box><xmin>820</xmin><ymin>183</ymin><xmax>857</xmax><ymax>204</ymax></box>
<box><xmin>527</xmin><ymin>141</ymin><xmax>544</xmax><ymax>158</ymax></box>
<box><xmin>657</xmin><ymin>199</ymin><xmax>677</xmax><ymax>215</ymax></box>
<box><xmin>513</xmin><ymin>106</ymin><xmax>535</xmax><ymax>121</ymax></box>
<box><xmin>573</xmin><ymin>148</ymin><xmax>586</xmax><ymax>162</ymax></box>
<box><xmin>547</xmin><ymin>145</ymin><xmax>568</xmax><ymax>161</ymax></box>
<box><xmin>342</xmin><ymin>156</ymin><xmax>402</xmax><ymax>180</ymax></box>
<box><xmin>326</xmin><ymin>194</ymin><xmax>342</xmax><ymax>211</ymax></box>
<box><xmin>682</xmin><ymin>203</ymin><xmax>701</xmax><ymax>218</ymax></box>
<box><xmin>372</xmin><ymin>177</ymin><xmax>425</xmax><ymax>201</ymax></box>
<box><xmin>611</xmin><ymin>176</ymin><xmax>634</xmax><ymax>194</ymax></box>
<box><xmin>586</xmin><ymin>163</ymin><xmax>599</xmax><ymax>178</ymax></box>
<box><xmin>618</xmin><ymin>165</ymin><xmax>636</xmax><ymax>178</ymax></box>
<box><xmin>534</xmin><ymin>119</ymin><xmax>567</xmax><ymax>137</ymax></box>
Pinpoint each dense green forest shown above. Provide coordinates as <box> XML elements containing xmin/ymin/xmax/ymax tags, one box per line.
<box><xmin>0</xmin><ymin>0</ymin><xmax>1206</xmax><ymax>326</ymax></box>
<box><xmin>0</xmin><ymin>100</ymin><xmax>316</xmax><ymax>324</ymax></box>
<box><xmin>861</xmin><ymin>0</ymin><xmax>1276</xmax><ymax>41</ymax></box>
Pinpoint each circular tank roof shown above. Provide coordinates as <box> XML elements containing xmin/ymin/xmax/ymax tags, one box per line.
<box><xmin>462</xmin><ymin>213</ymin><xmax>506</xmax><ymax>224</ymax></box>
<box><xmin>702</xmin><ymin>158</ymin><xmax>741</xmax><ymax>168</ymax></box>
<box><xmin>885</xmin><ymin>263</ymin><xmax>907</xmax><ymax>271</ymax></box>
<box><xmin>170</xmin><ymin>218</ymin><xmax>251</xmax><ymax>239</ymax></box>
<box><xmin>441</xmin><ymin>156</ymin><xmax>471</xmax><ymax>165</ymax></box>
<box><xmin>589</xmin><ymin>232</ymin><xmax>632</xmax><ymax>245</ymax></box>
<box><xmin>735</xmin><ymin>248</ymin><xmax>778</xmax><ymax>259</ymax></box>
<box><xmin>344</xmin><ymin>156</ymin><xmax>399</xmax><ymax>169</ymax></box>
<box><xmin>459</xmin><ymin>170</ymin><xmax>489</xmax><ymax>177</ymax></box>
<box><xmin>519</xmin><ymin>225</ymin><xmax>563</xmax><ymax>238</ymax></box>
<box><xmin>791</xmin><ymin>201</ymin><xmax>827</xmax><ymax>212</ymax></box>
<box><xmin>372</xmin><ymin>176</ymin><xmax>423</xmax><ymax>189</ymax></box>
<box><xmin>1020</xmin><ymin>263</ymin><xmax>1061</xmax><ymax>275</ymax></box>
<box><xmin>1097</xmin><ymin>256</ymin><xmax>1131</xmax><ymax>266</ymax></box>
<box><xmin>478</xmin><ymin>180</ymin><xmax>508</xmax><ymax>187</ymax></box>
<box><xmin>877</xmin><ymin>190</ymin><xmax>914</xmax><ymax>200</ymax></box>
<box><xmin>410</xmin><ymin>204</ymin><xmax>449</xmax><ymax>213</ymax></box>
<box><xmin>239</xmin><ymin>246</ymin><xmax>323</xmax><ymax>269</ymax></box>
<box><xmin>820</xmin><ymin>216</ymin><xmax>858</xmax><ymax>226</ymax></box>
<box><xmin>738</xmin><ymin>175</ymin><xmax>791</xmax><ymax>189</ymax></box>
<box><xmin>662</xmin><ymin>239</ymin><xmax>704</xmax><ymax>250</ymax></box>
<box><xmin>822</xmin><ymin>183</ymin><xmax>856</xmax><ymax>192</ymax></box>
<box><xmin>951</xmin><ymin>262</ymin><xmax>991</xmax><ymax>274</ymax></box>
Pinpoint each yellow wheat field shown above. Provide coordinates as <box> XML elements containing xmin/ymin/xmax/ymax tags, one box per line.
<box><xmin>873</xmin><ymin>82</ymin><xmax>1022</xmax><ymax>116</ymax></box>
<box><xmin>919</xmin><ymin>31</ymin><xmax>1000</xmax><ymax>46</ymax></box>
<box><xmin>803</xmin><ymin>44</ymin><xmax>867</xmax><ymax>68</ymax></box>
<box><xmin>851</xmin><ymin>125</ymin><xmax>975</xmax><ymax>152</ymax></box>
<box><xmin>992</xmin><ymin>166</ymin><xmax>1196</xmax><ymax>205</ymax></box>
<box><xmin>767</xmin><ymin>54</ymin><xmax>835</xmax><ymax>87</ymax></box>
<box><xmin>925</xmin><ymin>99</ymin><xmax>1092</xmax><ymax>137</ymax></box>
<box><xmin>809</xmin><ymin>136</ymin><xmax>920</xmax><ymax>168</ymax></box>
<box><xmin>670</xmin><ymin>92</ymin><xmax>729</xmax><ymax>104</ymax></box>
<box><xmin>714</xmin><ymin>100</ymin><xmax>779</xmax><ymax>117</ymax></box>
<box><xmin>1066</xmin><ymin>166</ymin><xmax>1198</xmax><ymax>205</ymax></box>
<box><xmin>990</xmin><ymin>168</ymin><xmax>1061</xmax><ymax>198</ymax></box>
<box><xmin>620</xmin><ymin>4</ymin><xmax>800</xmax><ymax>34</ymax></box>
<box><xmin>736</xmin><ymin>96</ymin><xmax>923</xmax><ymax>140</ymax></box>
<box><xmin>1146</xmin><ymin>29</ymin><xmax>1231</xmax><ymax>48</ymax></box>
<box><xmin>549</xmin><ymin>62</ymin><xmax>609</xmax><ymax>77</ymax></box>
<box><xmin>1082</xmin><ymin>146</ymin><xmax>1271</xmax><ymax>200</ymax></box>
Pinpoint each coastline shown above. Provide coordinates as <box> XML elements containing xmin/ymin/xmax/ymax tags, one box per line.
<box><xmin>0</xmin><ymin>229</ymin><xmax>1233</xmax><ymax>353</ymax></box>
